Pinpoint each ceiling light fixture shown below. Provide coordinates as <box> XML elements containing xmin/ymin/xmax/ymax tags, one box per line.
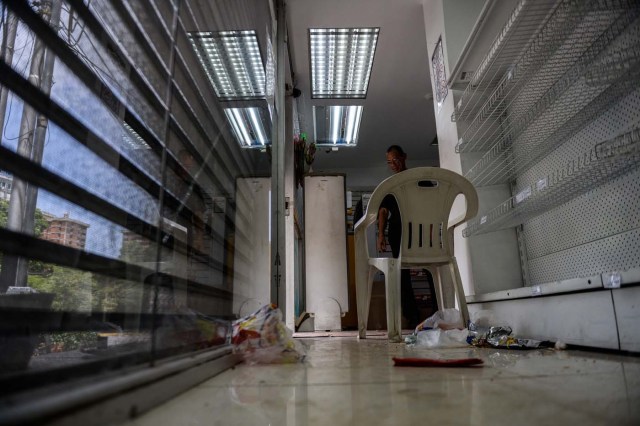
<box><xmin>313</xmin><ymin>105</ymin><xmax>363</xmax><ymax>146</ymax></box>
<box><xmin>188</xmin><ymin>30</ymin><xmax>266</xmax><ymax>100</ymax></box>
<box><xmin>224</xmin><ymin>107</ymin><xmax>271</xmax><ymax>148</ymax></box>
<box><xmin>309</xmin><ymin>28</ymin><xmax>379</xmax><ymax>99</ymax></box>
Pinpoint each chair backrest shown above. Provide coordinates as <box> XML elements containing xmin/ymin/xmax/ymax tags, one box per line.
<box><xmin>365</xmin><ymin>167</ymin><xmax>478</xmax><ymax>263</ymax></box>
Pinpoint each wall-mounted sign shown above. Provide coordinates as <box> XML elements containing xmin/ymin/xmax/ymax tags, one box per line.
<box><xmin>431</xmin><ymin>36</ymin><xmax>448</xmax><ymax>114</ymax></box>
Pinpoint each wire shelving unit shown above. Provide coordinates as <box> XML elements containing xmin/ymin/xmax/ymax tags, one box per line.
<box><xmin>451</xmin><ymin>0</ymin><xmax>559</xmax><ymax>122</ymax></box>
<box><xmin>456</xmin><ymin>1</ymin><xmax>640</xmax><ymax>155</ymax></box>
<box><xmin>463</xmin><ymin>127</ymin><xmax>640</xmax><ymax>237</ymax></box>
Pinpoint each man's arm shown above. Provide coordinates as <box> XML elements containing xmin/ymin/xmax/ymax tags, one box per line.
<box><xmin>377</xmin><ymin>207</ymin><xmax>388</xmax><ymax>252</ymax></box>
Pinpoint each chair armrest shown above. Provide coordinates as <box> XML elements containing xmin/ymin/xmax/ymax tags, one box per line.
<box><xmin>354</xmin><ymin>213</ymin><xmax>376</xmax><ymax>234</ymax></box>
<box><xmin>447</xmin><ymin>180</ymin><xmax>479</xmax><ymax>230</ymax></box>
<box><xmin>354</xmin><ymin>213</ymin><xmax>377</xmax><ymax>259</ymax></box>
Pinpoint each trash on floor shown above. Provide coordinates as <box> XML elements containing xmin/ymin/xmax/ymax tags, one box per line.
<box><xmin>405</xmin><ymin>308</ymin><xmax>469</xmax><ymax>348</ymax></box>
<box><xmin>405</xmin><ymin>309</ymin><xmax>547</xmax><ymax>349</ymax></box>
<box><xmin>194</xmin><ymin>314</ymin><xmax>231</xmax><ymax>347</ymax></box>
<box><xmin>466</xmin><ymin>310</ymin><xmax>544</xmax><ymax>349</ymax></box>
<box><xmin>392</xmin><ymin>357</ymin><xmax>483</xmax><ymax>367</ymax></box>
<box><xmin>411</xmin><ymin>328</ymin><xmax>469</xmax><ymax>348</ymax></box>
<box><xmin>232</xmin><ymin>304</ymin><xmax>305</xmax><ymax>364</ymax></box>
<box><xmin>415</xmin><ymin>308</ymin><xmax>465</xmax><ymax>332</ymax></box>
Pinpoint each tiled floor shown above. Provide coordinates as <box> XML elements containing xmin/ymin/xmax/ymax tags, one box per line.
<box><xmin>126</xmin><ymin>334</ymin><xmax>640</xmax><ymax>425</ymax></box>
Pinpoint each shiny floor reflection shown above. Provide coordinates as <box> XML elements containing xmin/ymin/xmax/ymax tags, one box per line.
<box><xmin>125</xmin><ymin>336</ymin><xmax>640</xmax><ymax>426</ymax></box>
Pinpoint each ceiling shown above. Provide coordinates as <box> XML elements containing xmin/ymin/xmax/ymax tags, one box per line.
<box><xmin>286</xmin><ymin>0</ymin><xmax>439</xmax><ymax>179</ymax></box>
<box><xmin>186</xmin><ymin>0</ymin><xmax>439</xmax><ymax>186</ymax></box>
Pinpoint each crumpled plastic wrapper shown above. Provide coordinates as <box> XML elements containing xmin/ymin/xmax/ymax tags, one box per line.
<box><xmin>467</xmin><ymin>322</ymin><xmax>542</xmax><ymax>349</ymax></box>
<box><xmin>232</xmin><ymin>304</ymin><xmax>305</xmax><ymax>364</ymax></box>
<box><xmin>156</xmin><ymin>309</ymin><xmax>230</xmax><ymax>351</ymax></box>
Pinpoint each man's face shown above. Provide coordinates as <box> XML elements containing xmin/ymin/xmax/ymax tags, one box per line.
<box><xmin>179</xmin><ymin>151</ymin><xmax>197</xmax><ymax>172</ymax></box>
<box><xmin>386</xmin><ymin>150</ymin><xmax>406</xmax><ymax>173</ymax></box>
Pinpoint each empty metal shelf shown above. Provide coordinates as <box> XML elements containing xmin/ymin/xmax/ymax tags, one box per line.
<box><xmin>463</xmin><ymin>127</ymin><xmax>640</xmax><ymax>237</ymax></box>
<box><xmin>465</xmin><ymin>34</ymin><xmax>640</xmax><ymax>187</ymax></box>
<box><xmin>465</xmin><ymin>9</ymin><xmax>640</xmax><ymax>186</ymax></box>
<box><xmin>452</xmin><ymin>0</ymin><xmax>558</xmax><ymax>122</ymax></box>
<box><xmin>456</xmin><ymin>1</ymin><xmax>639</xmax><ymax>154</ymax></box>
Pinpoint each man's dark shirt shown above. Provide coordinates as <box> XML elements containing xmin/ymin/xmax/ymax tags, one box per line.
<box><xmin>380</xmin><ymin>194</ymin><xmax>402</xmax><ymax>257</ymax></box>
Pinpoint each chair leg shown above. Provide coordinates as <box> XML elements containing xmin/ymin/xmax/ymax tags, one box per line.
<box><xmin>449</xmin><ymin>258</ymin><xmax>470</xmax><ymax>327</ymax></box>
<box><xmin>426</xmin><ymin>266</ymin><xmax>442</xmax><ymax>312</ymax></box>
<box><xmin>356</xmin><ymin>266</ymin><xmax>375</xmax><ymax>339</ymax></box>
<box><xmin>384</xmin><ymin>259</ymin><xmax>402</xmax><ymax>342</ymax></box>
<box><xmin>437</xmin><ymin>264</ymin><xmax>457</xmax><ymax>310</ymax></box>
<box><xmin>355</xmin><ymin>229</ymin><xmax>373</xmax><ymax>339</ymax></box>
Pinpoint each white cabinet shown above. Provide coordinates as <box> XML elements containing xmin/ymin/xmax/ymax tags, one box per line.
<box><xmin>304</xmin><ymin>175</ymin><xmax>349</xmax><ymax>331</ymax></box>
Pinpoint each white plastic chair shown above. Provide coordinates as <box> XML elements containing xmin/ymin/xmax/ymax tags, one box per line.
<box><xmin>354</xmin><ymin>167</ymin><xmax>479</xmax><ymax>342</ymax></box>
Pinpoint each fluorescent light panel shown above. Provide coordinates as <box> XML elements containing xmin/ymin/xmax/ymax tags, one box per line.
<box><xmin>188</xmin><ymin>30</ymin><xmax>265</xmax><ymax>100</ymax></box>
<box><xmin>310</xmin><ymin>28</ymin><xmax>379</xmax><ymax>99</ymax></box>
<box><xmin>224</xmin><ymin>107</ymin><xmax>270</xmax><ymax>148</ymax></box>
<box><xmin>314</xmin><ymin>105</ymin><xmax>363</xmax><ymax>146</ymax></box>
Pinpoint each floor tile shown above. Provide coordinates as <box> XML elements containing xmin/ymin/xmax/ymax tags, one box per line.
<box><xmin>123</xmin><ymin>337</ymin><xmax>640</xmax><ymax>426</ymax></box>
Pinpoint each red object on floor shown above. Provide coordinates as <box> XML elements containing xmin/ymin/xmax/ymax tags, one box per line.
<box><xmin>392</xmin><ymin>357</ymin><xmax>484</xmax><ymax>367</ymax></box>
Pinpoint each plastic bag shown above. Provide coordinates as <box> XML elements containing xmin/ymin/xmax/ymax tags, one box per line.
<box><xmin>232</xmin><ymin>304</ymin><xmax>305</xmax><ymax>364</ymax></box>
<box><xmin>406</xmin><ymin>309</ymin><xmax>468</xmax><ymax>348</ymax></box>
<box><xmin>414</xmin><ymin>328</ymin><xmax>469</xmax><ymax>348</ymax></box>
<box><xmin>415</xmin><ymin>308</ymin><xmax>464</xmax><ymax>332</ymax></box>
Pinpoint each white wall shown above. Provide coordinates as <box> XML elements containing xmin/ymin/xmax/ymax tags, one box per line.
<box><xmin>422</xmin><ymin>0</ymin><xmax>476</xmax><ymax>295</ymax></box>
<box><xmin>422</xmin><ymin>0</ymin><xmax>523</xmax><ymax>296</ymax></box>
<box><xmin>442</xmin><ymin>0</ymin><xmax>488</xmax><ymax>72</ymax></box>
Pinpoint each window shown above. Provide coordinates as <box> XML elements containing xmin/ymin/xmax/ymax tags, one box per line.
<box><xmin>0</xmin><ymin>0</ymin><xmax>276</xmax><ymax>421</ymax></box>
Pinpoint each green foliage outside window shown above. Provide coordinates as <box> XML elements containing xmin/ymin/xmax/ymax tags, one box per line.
<box><xmin>0</xmin><ymin>198</ymin><xmax>49</xmax><ymax>273</ymax></box>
